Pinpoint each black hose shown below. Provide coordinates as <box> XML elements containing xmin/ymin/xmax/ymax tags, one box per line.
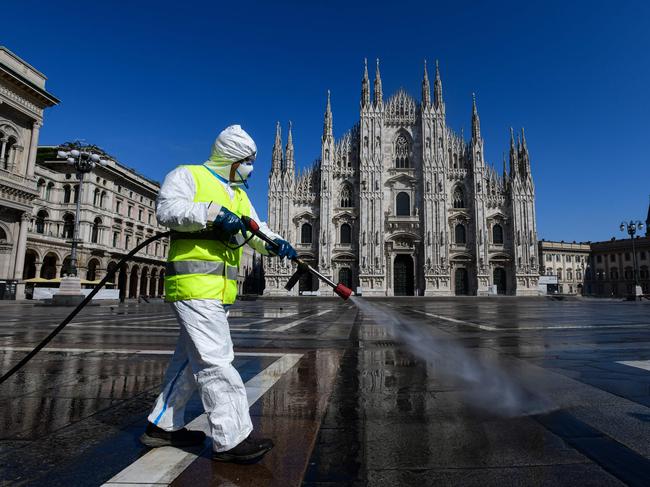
<box><xmin>0</xmin><ymin>231</ymin><xmax>170</xmax><ymax>386</ymax></box>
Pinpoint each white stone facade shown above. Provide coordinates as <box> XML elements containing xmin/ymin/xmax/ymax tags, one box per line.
<box><xmin>0</xmin><ymin>46</ymin><xmax>58</xmax><ymax>299</ymax></box>
<box><xmin>265</xmin><ymin>60</ymin><xmax>539</xmax><ymax>296</ymax></box>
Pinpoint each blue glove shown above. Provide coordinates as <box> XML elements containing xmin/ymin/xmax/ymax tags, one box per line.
<box><xmin>267</xmin><ymin>238</ymin><xmax>297</xmax><ymax>260</ymax></box>
<box><xmin>213</xmin><ymin>207</ymin><xmax>247</xmax><ymax>239</ymax></box>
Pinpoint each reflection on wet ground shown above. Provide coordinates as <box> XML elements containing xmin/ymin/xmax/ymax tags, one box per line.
<box><xmin>0</xmin><ymin>297</ymin><xmax>649</xmax><ymax>485</ymax></box>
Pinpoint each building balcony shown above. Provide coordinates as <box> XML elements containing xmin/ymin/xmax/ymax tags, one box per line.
<box><xmin>295</xmin><ymin>242</ymin><xmax>316</xmax><ymax>252</ymax></box>
<box><xmin>447</xmin><ymin>168</ymin><xmax>468</xmax><ymax>180</ymax></box>
<box><xmin>385</xmin><ymin>216</ymin><xmax>420</xmax><ymax>235</ymax></box>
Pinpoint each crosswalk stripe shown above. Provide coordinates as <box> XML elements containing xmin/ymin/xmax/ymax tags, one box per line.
<box><xmin>101</xmin><ymin>352</ymin><xmax>303</xmax><ymax>486</ymax></box>
<box><xmin>617</xmin><ymin>360</ymin><xmax>650</xmax><ymax>371</ymax></box>
<box><xmin>268</xmin><ymin>310</ymin><xmax>332</xmax><ymax>332</ymax></box>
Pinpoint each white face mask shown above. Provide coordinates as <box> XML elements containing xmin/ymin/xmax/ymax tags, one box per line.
<box><xmin>233</xmin><ymin>162</ymin><xmax>254</xmax><ymax>188</ymax></box>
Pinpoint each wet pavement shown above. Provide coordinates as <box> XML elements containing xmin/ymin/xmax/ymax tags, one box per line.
<box><xmin>0</xmin><ymin>297</ymin><xmax>649</xmax><ymax>486</ymax></box>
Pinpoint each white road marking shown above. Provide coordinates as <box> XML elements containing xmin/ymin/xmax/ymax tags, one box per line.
<box><xmin>228</xmin><ymin>310</ymin><xmax>299</xmax><ymax>319</ymax></box>
<box><xmin>229</xmin><ymin>318</ymin><xmax>272</xmax><ymax>329</ymax></box>
<box><xmin>0</xmin><ymin>315</ymin><xmax>178</xmax><ymax>327</ymax></box>
<box><xmin>411</xmin><ymin>310</ymin><xmax>650</xmax><ymax>331</ymax></box>
<box><xmin>268</xmin><ymin>309</ymin><xmax>332</xmax><ymax>332</ymax></box>
<box><xmin>101</xmin><ymin>352</ymin><xmax>303</xmax><ymax>486</ymax></box>
<box><xmin>411</xmin><ymin>310</ymin><xmax>497</xmax><ymax>330</ymax></box>
<box><xmin>0</xmin><ymin>346</ymin><xmax>288</xmax><ymax>357</ymax></box>
<box><xmin>617</xmin><ymin>360</ymin><xmax>650</xmax><ymax>371</ymax></box>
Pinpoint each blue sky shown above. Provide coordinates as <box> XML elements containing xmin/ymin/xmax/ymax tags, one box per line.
<box><xmin>4</xmin><ymin>0</ymin><xmax>649</xmax><ymax>241</ymax></box>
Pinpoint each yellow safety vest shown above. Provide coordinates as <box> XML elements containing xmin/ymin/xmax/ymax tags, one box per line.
<box><xmin>165</xmin><ymin>165</ymin><xmax>251</xmax><ymax>304</ymax></box>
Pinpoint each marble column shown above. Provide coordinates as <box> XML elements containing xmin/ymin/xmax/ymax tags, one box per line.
<box><xmin>13</xmin><ymin>213</ymin><xmax>30</xmax><ymax>299</ymax></box>
<box><xmin>13</xmin><ymin>213</ymin><xmax>30</xmax><ymax>280</ymax></box>
<box><xmin>124</xmin><ymin>268</ymin><xmax>131</xmax><ymax>299</ymax></box>
<box><xmin>0</xmin><ymin>137</ymin><xmax>7</xmax><ymax>164</ymax></box>
<box><xmin>26</xmin><ymin>121</ymin><xmax>42</xmax><ymax>178</ymax></box>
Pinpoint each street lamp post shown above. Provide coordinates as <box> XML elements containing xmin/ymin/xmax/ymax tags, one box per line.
<box><xmin>620</xmin><ymin>220</ymin><xmax>645</xmax><ymax>299</ymax></box>
<box><xmin>49</xmin><ymin>145</ymin><xmax>107</xmax><ymax>306</ymax></box>
<box><xmin>56</xmin><ymin>147</ymin><xmax>108</xmax><ymax>276</ymax></box>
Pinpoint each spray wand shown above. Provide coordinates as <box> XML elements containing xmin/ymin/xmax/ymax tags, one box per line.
<box><xmin>240</xmin><ymin>216</ymin><xmax>352</xmax><ymax>300</ymax></box>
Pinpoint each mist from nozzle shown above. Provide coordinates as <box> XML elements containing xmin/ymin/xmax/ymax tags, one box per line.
<box><xmin>350</xmin><ymin>297</ymin><xmax>555</xmax><ymax>417</ymax></box>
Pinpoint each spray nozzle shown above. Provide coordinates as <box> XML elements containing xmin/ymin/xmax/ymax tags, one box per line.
<box><xmin>334</xmin><ymin>283</ymin><xmax>352</xmax><ymax>300</ymax></box>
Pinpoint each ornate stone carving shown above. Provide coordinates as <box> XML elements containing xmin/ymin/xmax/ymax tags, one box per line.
<box><xmin>0</xmin><ymin>85</ymin><xmax>43</xmax><ymax>116</ymax></box>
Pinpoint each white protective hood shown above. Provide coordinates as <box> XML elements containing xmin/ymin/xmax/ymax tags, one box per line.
<box><xmin>204</xmin><ymin>125</ymin><xmax>257</xmax><ymax>183</ymax></box>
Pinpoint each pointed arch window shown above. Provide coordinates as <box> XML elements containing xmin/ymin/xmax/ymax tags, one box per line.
<box><xmin>394</xmin><ymin>134</ymin><xmax>410</xmax><ymax>168</ymax></box>
<box><xmin>340</xmin><ymin>184</ymin><xmax>353</xmax><ymax>207</ymax></box>
<box><xmin>36</xmin><ymin>210</ymin><xmax>48</xmax><ymax>234</ymax></box>
<box><xmin>340</xmin><ymin>223</ymin><xmax>352</xmax><ymax>244</ymax></box>
<box><xmin>453</xmin><ymin>186</ymin><xmax>465</xmax><ymax>208</ymax></box>
<box><xmin>492</xmin><ymin>223</ymin><xmax>504</xmax><ymax>244</ymax></box>
<box><xmin>301</xmin><ymin>223</ymin><xmax>312</xmax><ymax>244</ymax></box>
<box><xmin>455</xmin><ymin>223</ymin><xmax>466</xmax><ymax>244</ymax></box>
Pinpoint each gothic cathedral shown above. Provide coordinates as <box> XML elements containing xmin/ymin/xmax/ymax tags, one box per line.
<box><xmin>265</xmin><ymin>60</ymin><xmax>539</xmax><ymax>296</ymax></box>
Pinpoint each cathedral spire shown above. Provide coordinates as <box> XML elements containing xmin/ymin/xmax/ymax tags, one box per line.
<box><xmin>509</xmin><ymin>127</ymin><xmax>518</xmax><ymax>178</ymax></box>
<box><xmin>471</xmin><ymin>93</ymin><xmax>481</xmax><ymax>141</ymax></box>
<box><xmin>323</xmin><ymin>90</ymin><xmax>333</xmax><ymax>140</ymax></box>
<box><xmin>434</xmin><ymin>59</ymin><xmax>443</xmax><ymax>109</ymax></box>
<box><xmin>374</xmin><ymin>58</ymin><xmax>383</xmax><ymax>106</ymax></box>
<box><xmin>361</xmin><ymin>58</ymin><xmax>370</xmax><ymax>109</ymax></box>
<box><xmin>422</xmin><ymin>59</ymin><xmax>431</xmax><ymax>108</ymax></box>
<box><xmin>285</xmin><ymin>121</ymin><xmax>295</xmax><ymax>173</ymax></box>
<box><xmin>271</xmin><ymin>121</ymin><xmax>283</xmax><ymax>173</ymax></box>
<box><xmin>520</xmin><ymin>127</ymin><xmax>531</xmax><ymax>177</ymax></box>
<box><xmin>502</xmin><ymin>152</ymin><xmax>507</xmax><ymax>181</ymax></box>
<box><xmin>521</xmin><ymin>127</ymin><xmax>528</xmax><ymax>154</ymax></box>
<box><xmin>646</xmin><ymin>195</ymin><xmax>650</xmax><ymax>237</ymax></box>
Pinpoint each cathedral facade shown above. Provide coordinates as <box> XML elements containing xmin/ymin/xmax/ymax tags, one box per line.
<box><xmin>265</xmin><ymin>60</ymin><xmax>539</xmax><ymax>296</ymax></box>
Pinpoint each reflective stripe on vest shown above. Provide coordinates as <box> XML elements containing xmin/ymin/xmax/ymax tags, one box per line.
<box><xmin>164</xmin><ymin>165</ymin><xmax>251</xmax><ymax>304</ymax></box>
<box><xmin>166</xmin><ymin>260</ymin><xmax>238</xmax><ymax>280</ymax></box>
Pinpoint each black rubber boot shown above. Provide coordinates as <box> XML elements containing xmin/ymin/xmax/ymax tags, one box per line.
<box><xmin>140</xmin><ymin>422</ymin><xmax>206</xmax><ymax>447</ymax></box>
<box><xmin>213</xmin><ymin>434</ymin><xmax>274</xmax><ymax>464</ymax></box>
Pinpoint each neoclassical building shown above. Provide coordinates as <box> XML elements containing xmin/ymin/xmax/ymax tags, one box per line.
<box><xmin>22</xmin><ymin>145</ymin><xmax>262</xmax><ymax>300</ymax></box>
<box><xmin>538</xmin><ymin>240</ymin><xmax>591</xmax><ymax>295</ymax></box>
<box><xmin>26</xmin><ymin>145</ymin><xmax>170</xmax><ymax>300</ymax></box>
<box><xmin>265</xmin><ymin>60</ymin><xmax>539</xmax><ymax>296</ymax></box>
<box><xmin>0</xmin><ymin>47</ymin><xmax>58</xmax><ymax>299</ymax></box>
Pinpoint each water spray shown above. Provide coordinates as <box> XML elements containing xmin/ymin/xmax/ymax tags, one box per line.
<box><xmin>349</xmin><ymin>296</ymin><xmax>555</xmax><ymax>418</ymax></box>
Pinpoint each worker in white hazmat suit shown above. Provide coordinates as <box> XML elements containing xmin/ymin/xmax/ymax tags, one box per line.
<box><xmin>140</xmin><ymin>125</ymin><xmax>297</xmax><ymax>464</ymax></box>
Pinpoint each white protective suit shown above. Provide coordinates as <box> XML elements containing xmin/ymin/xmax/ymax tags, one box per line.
<box><xmin>147</xmin><ymin>126</ymin><xmax>281</xmax><ymax>452</ymax></box>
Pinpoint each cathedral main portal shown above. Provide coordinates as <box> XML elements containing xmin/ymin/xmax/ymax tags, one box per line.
<box><xmin>393</xmin><ymin>255</ymin><xmax>415</xmax><ymax>296</ymax></box>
